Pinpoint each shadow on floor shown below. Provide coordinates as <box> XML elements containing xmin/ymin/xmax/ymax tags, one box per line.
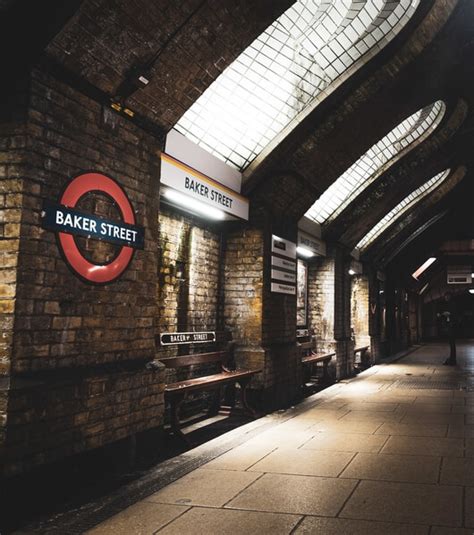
<box><xmin>1</xmin><ymin>412</ymin><xmax>252</xmax><ymax>534</ymax></box>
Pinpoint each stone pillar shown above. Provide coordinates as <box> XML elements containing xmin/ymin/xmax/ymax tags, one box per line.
<box><xmin>308</xmin><ymin>244</ymin><xmax>354</xmax><ymax>379</ymax></box>
<box><xmin>368</xmin><ymin>269</ymin><xmax>385</xmax><ymax>363</ymax></box>
<box><xmin>223</xmin><ymin>213</ymin><xmax>301</xmax><ymax>411</ymax></box>
<box><xmin>351</xmin><ymin>274</ymin><xmax>370</xmax><ymax>349</ymax></box>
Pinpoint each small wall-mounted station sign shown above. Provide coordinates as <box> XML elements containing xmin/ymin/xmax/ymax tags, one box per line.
<box><xmin>160</xmin><ymin>331</ymin><xmax>216</xmax><ymax>346</ymax></box>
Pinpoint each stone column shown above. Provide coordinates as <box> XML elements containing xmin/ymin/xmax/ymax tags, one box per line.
<box><xmin>223</xmin><ymin>213</ymin><xmax>301</xmax><ymax>411</ymax></box>
<box><xmin>308</xmin><ymin>244</ymin><xmax>354</xmax><ymax>379</ymax></box>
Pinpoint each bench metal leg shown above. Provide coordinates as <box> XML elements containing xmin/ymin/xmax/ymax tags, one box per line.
<box><xmin>207</xmin><ymin>387</ymin><xmax>223</xmax><ymax>417</ymax></box>
<box><xmin>237</xmin><ymin>378</ymin><xmax>258</xmax><ymax>417</ymax></box>
<box><xmin>169</xmin><ymin>393</ymin><xmax>191</xmax><ymax>446</ymax></box>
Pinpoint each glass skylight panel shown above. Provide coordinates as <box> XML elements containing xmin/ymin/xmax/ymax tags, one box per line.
<box><xmin>356</xmin><ymin>169</ymin><xmax>450</xmax><ymax>251</ymax></box>
<box><xmin>175</xmin><ymin>0</ymin><xmax>420</xmax><ymax>171</ymax></box>
<box><xmin>306</xmin><ymin>100</ymin><xmax>446</xmax><ymax>224</ymax></box>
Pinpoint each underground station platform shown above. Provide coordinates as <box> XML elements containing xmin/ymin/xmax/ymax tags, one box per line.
<box><xmin>4</xmin><ymin>343</ymin><xmax>474</xmax><ymax>534</ymax></box>
<box><xmin>1</xmin><ymin>0</ymin><xmax>474</xmax><ymax>533</ymax></box>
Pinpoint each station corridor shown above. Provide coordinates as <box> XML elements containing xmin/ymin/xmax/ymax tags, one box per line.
<box><xmin>29</xmin><ymin>343</ymin><xmax>469</xmax><ymax>535</ymax></box>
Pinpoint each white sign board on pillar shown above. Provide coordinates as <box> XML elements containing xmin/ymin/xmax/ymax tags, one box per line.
<box><xmin>271</xmin><ymin>235</ymin><xmax>297</xmax><ymax>295</ymax></box>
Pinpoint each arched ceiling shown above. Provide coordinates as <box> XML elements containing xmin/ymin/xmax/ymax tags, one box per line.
<box><xmin>174</xmin><ymin>0</ymin><xmax>421</xmax><ymax>171</ymax></box>
<box><xmin>1</xmin><ymin>0</ymin><xmax>472</xmax><ymax>268</ymax></box>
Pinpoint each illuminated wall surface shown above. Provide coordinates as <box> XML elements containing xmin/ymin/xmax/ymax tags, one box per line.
<box><xmin>175</xmin><ymin>0</ymin><xmax>420</xmax><ymax>171</ymax></box>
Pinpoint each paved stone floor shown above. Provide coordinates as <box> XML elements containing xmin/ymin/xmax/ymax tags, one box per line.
<box><xmin>21</xmin><ymin>343</ymin><xmax>474</xmax><ymax>534</ymax></box>
<box><xmin>83</xmin><ymin>342</ymin><xmax>474</xmax><ymax>535</ymax></box>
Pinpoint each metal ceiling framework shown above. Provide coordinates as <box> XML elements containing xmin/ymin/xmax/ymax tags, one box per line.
<box><xmin>175</xmin><ymin>0</ymin><xmax>420</xmax><ymax>171</ymax></box>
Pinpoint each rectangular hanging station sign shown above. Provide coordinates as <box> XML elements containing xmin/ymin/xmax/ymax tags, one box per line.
<box><xmin>161</xmin><ymin>153</ymin><xmax>249</xmax><ymax>221</ymax></box>
<box><xmin>271</xmin><ymin>235</ymin><xmax>297</xmax><ymax>295</ymax></box>
<box><xmin>159</xmin><ymin>331</ymin><xmax>216</xmax><ymax>346</ymax></box>
<box><xmin>297</xmin><ymin>230</ymin><xmax>326</xmax><ymax>257</ymax></box>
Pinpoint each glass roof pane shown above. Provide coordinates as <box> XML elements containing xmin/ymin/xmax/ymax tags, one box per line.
<box><xmin>356</xmin><ymin>168</ymin><xmax>451</xmax><ymax>251</ymax></box>
<box><xmin>305</xmin><ymin>100</ymin><xmax>446</xmax><ymax>225</ymax></box>
<box><xmin>175</xmin><ymin>0</ymin><xmax>420</xmax><ymax>171</ymax></box>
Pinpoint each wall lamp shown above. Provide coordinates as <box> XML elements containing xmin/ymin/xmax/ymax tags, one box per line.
<box><xmin>412</xmin><ymin>257</ymin><xmax>436</xmax><ymax>280</ymax></box>
<box><xmin>297</xmin><ymin>246</ymin><xmax>314</xmax><ymax>258</ymax></box>
<box><xmin>163</xmin><ymin>188</ymin><xmax>226</xmax><ymax>220</ymax></box>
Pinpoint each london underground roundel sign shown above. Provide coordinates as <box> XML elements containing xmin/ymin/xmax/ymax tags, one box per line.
<box><xmin>41</xmin><ymin>172</ymin><xmax>144</xmax><ymax>284</ymax></box>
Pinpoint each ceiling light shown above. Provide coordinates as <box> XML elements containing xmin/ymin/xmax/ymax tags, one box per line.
<box><xmin>469</xmin><ymin>289</ymin><xmax>474</xmax><ymax>295</ymax></box>
<box><xmin>163</xmin><ymin>189</ymin><xmax>226</xmax><ymax>220</ymax></box>
<box><xmin>297</xmin><ymin>246</ymin><xmax>314</xmax><ymax>258</ymax></box>
<box><xmin>419</xmin><ymin>283</ymin><xmax>429</xmax><ymax>295</ymax></box>
<box><xmin>348</xmin><ymin>269</ymin><xmax>356</xmax><ymax>276</ymax></box>
<box><xmin>412</xmin><ymin>257</ymin><xmax>436</xmax><ymax>280</ymax></box>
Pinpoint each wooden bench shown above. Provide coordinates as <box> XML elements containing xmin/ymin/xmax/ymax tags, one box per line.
<box><xmin>161</xmin><ymin>350</ymin><xmax>261</xmax><ymax>444</ymax></box>
<box><xmin>354</xmin><ymin>345</ymin><xmax>370</xmax><ymax>371</ymax></box>
<box><xmin>297</xmin><ymin>333</ymin><xmax>335</xmax><ymax>387</ymax></box>
<box><xmin>301</xmin><ymin>351</ymin><xmax>336</xmax><ymax>384</ymax></box>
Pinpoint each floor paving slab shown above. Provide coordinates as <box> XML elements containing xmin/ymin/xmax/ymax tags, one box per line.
<box><xmin>226</xmin><ymin>473</ymin><xmax>358</xmax><ymax>516</ymax></box>
<box><xmin>85</xmin><ymin>502</ymin><xmax>188</xmax><ymax>535</ymax></box>
<box><xmin>201</xmin><ymin>442</ymin><xmax>277</xmax><ymax>471</ymax></box>
<box><xmin>309</xmin><ymin>420</ymin><xmax>382</xmax><ymax>434</ymax></box>
<box><xmin>448</xmin><ymin>424</ymin><xmax>474</xmax><ymax>438</ymax></box>
<box><xmin>375</xmin><ymin>422</ymin><xmax>448</xmax><ymax>437</ymax></box>
<box><xmin>295</xmin><ymin>408</ymin><xmax>349</xmax><ymax>420</ymax></box>
<box><xmin>340</xmin><ymin>480</ymin><xmax>463</xmax><ymax>526</ymax></box>
<box><xmin>338</xmin><ymin>410</ymin><xmax>404</xmax><ymax>423</ymax></box>
<box><xmin>466</xmin><ymin>486</ymin><xmax>474</xmax><ymax>527</ymax></box>
<box><xmin>466</xmin><ymin>438</ymin><xmax>474</xmax><ymax>457</ymax></box>
<box><xmin>440</xmin><ymin>457</ymin><xmax>474</xmax><ymax>485</ymax></box>
<box><xmin>381</xmin><ymin>435</ymin><xmax>465</xmax><ymax>457</ymax></box>
<box><xmin>293</xmin><ymin>516</ymin><xmax>430</xmax><ymax>535</ymax></box>
<box><xmin>340</xmin><ymin>452</ymin><xmax>441</xmax><ymax>484</ymax></box>
<box><xmin>401</xmin><ymin>413</ymin><xmax>465</xmax><ymax>425</ymax></box>
<box><xmin>148</xmin><ymin>469</ymin><xmax>261</xmax><ymax>508</ymax></box>
<box><xmin>248</xmin><ymin>448</ymin><xmax>354</xmax><ymax>477</ymax></box>
<box><xmin>301</xmin><ymin>432</ymin><xmax>388</xmax><ymax>453</ymax></box>
<box><xmin>341</xmin><ymin>402</ymin><xmax>399</xmax><ymax>412</ymax></box>
<box><xmin>156</xmin><ymin>507</ymin><xmax>301</xmax><ymax>535</ymax></box>
<box><xmin>430</xmin><ymin>528</ymin><xmax>474</xmax><ymax>535</ymax></box>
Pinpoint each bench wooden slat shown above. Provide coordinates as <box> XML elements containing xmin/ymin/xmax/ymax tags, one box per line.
<box><xmin>166</xmin><ymin>368</ymin><xmax>261</xmax><ymax>394</ymax></box>
<box><xmin>298</xmin><ymin>341</ymin><xmax>314</xmax><ymax>350</ymax></box>
<box><xmin>160</xmin><ymin>351</ymin><xmax>227</xmax><ymax>368</ymax></box>
<box><xmin>354</xmin><ymin>346</ymin><xmax>369</xmax><ymax>353</ymax></box>
<box><xmin>302</xmin><ymin>352</ymin><xmax>335</xmax><ymax>364</ymax></box>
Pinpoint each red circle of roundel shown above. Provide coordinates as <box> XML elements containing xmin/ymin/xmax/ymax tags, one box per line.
<box><xmin>58</xmin><ymin>172</ymin><xmax>135</xmax><ymax>284</ymax></box>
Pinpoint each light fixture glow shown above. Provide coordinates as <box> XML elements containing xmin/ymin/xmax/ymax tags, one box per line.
<box><xmin>469</xmin><ymin>289</ymin><xmax>474</xmax><ymax>295</ymax></box>
<box><xmin>163</xmin><ymin>189</ymin><xmax>226</xmax><ymax>220</ymax></box>
<box><xmin>412</xmin><ymin>257</ymin><xmax>436</xmax><ymax>280</ymax></box>
<box><xmin>297</xmin><ymin>246</ymin><xmax>314</xmax><ymax>258</ymax></box>
<box><xmin>348</xmin><ymin>269</ymin><xmax>356</xmax><ymax>276</ymax></box>
<box><xmin>419</xmin><ymin>283</ymin><xmax>429</xmax><ymax>295</ymax></box>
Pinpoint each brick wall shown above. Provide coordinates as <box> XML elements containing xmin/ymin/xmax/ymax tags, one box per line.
<box><xmin>157</xmin><ymin>208</ymin><xmax>221</xmax><ymax>358</ymax></box>
<box><xmin>13</xmin><ymin>69</ymin><xmax>160</xmax><ymax>372</ymax></box>
<box><xmin>308</xmin><ymin>246</ymin><xmax>354</xmax><ymax>379</ymax></box>
<box><xmin>1</xmin><ymin>68</ymin><xmax>165</xmax><ymax>476</ymax></box>
<box><xmin>0</xmin><ymin>90</ymin><xmax>28</xmax><ymax>377</ymax></box>
<box><xmin>3</xmin><ymin>365</ymin><xmax>163</xmax><ymax>476</ymax></box>
<box><xmin>224</xmin><ymin>226</ymin><xmax>264</xmax><ymax>379</ymax></box>
<box><xmin>351</xmin><ymin>275</ymin><xmax>370</xmax><ymax>348</ymax></box>
<box><xmin>0</xmin><ymin>85</ymin><xmax>29</xmax><ymax>453</ymax></box>
<box><xmin>156</xmin><ymin>207</ymin><xmax>222</xmax><ymax>416</ymax></box>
